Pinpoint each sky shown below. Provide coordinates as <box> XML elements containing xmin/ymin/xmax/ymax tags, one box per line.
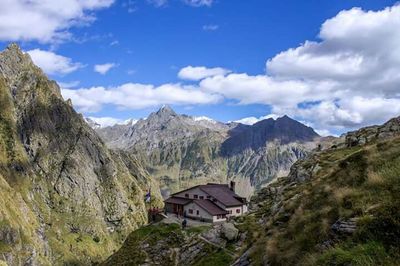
<box><xmin>0</xmin><ymin>0</ymin><xmax>399</xmax><ymax>136</ymax></box>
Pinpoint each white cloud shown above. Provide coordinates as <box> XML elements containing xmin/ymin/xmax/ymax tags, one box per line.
<box><xmin>146</xmin><ymin>0</ymin><xmax>213</xmax><ymax>8</ymax></box>
<box><xmin>178</xmin><ymin>66</ymin><xmax>231</xmax><ymax>81</ymax></box>
<box><xmin>193</xmin><ymin>116</ymin><xmax>217</xmax><ymax>124</ymax></box>
<box><xmin>233</xmin><ymin>114</ymin><xmax>280</xmax><ymax>125</ymax></box>
<box><xmin>147</xmin><ymin>0</ymin><xmax>168</xmax><ymax>7</ymax></box>
<box><xmin>110</xmin><ymin>40</ymin><xmax>119</xmax><ymax>46</ymax></box>
<box><xmin>0</xmin><ymin>0</ymin><xmax>114</xmax><ymax>43</ymax></box>
<box><xmin>183</xmin><ymin>0</ymin><xmax>213</xmax><ymax>7</ymax></box>
<box><xmin>87</xmin><ymin>117</ymin><xmax>138</xmax><ymax>128</ymax></box>
<box><xmin>127</xmin><ymin>69</ymin><xmax>136</xmax><ymax>75</ymax></box>
<box><xmin>87</xmin><ymin>116</ymin><xmax>124</xmax><ymax>128</ymax></box>
<box><xmin>314</xmin><ymin>129</ymin><xmax>333</xmax><ymax>137</ymax></box>
<box><xmin>58</xmin><ymin>80</ymin><xmax>80</xmax><ymax>88</ymax></box>
<box><xmin>27</xmin><ymin>49</ymin><xmax>83</xmax><ymax>75</ymax></box>
<box><xmin>196</xmin><ymin>5</ymin><xmax>400</xmax><ymax>132</ymax></box>
<box><xmin>202</xmin><ymin>24</ymin><xmax>219</xmax><ymax>31</ymax></box>
<box><xmin>94</xmin><ymin>63</ymin><xmax>117</xmax><ymax>74</ymax></box>
<box><xmin>122</xmin><ymin>0</ymin><xmax>137</xmax><ymax>13</ymax></box>
<box><xmin>54</xmin><ymin>4</ymin><xmax>400</xmax><ymax>134</ymax></box>
<box><xmin>62</xmin><ymin>83</ymin><xmax>221</xmax><ymax>112</ymax></box>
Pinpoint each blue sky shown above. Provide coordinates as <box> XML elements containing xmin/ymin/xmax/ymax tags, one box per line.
<box><xmin>1</xmin><ymin>0</ymin><xmax>399</xmax><ymax>135</ymax></box>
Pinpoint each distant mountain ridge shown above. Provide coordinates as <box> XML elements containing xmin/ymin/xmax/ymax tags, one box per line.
<box><xmin>221</xmin><ymin>115</ymin><xmax>319</xmax><ymax>155</ymax></box>
<box><xmin>94</xmin><ymin>105</ymin><xmax>320</xmax><ymax>197</ymax></box>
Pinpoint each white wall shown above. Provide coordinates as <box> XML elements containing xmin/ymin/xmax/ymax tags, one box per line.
<box><xmin>184</xmin><ymin>202</ymin><xmax>227</xmax><ymax>223</ymax></box>
<box><xmin>226</xmin><ymin>206</ymin><xmax>244</xmax><ymax>217</ymax></box>
<box><xmin>184</xmin><ymin>202</ymin><xmax>213</xmax><ymax>221</ymax></box>
<box><xmin>213</xmin><ymin>214</ymin><xmax>227</xmax><ymax>223</ymax></box>
<box><xmin>242</xmin><ymin>204</ymin><xmax>248</xmax><ymax>214</ymax></box>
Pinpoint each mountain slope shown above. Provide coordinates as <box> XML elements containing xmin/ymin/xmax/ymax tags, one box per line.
<box><xmin>97</xmin><ymin>107</ymin><xmax>319</xmax><ymax>197</ymax></box>
<box><xmin>237</xmin><ymin>116</ymin><xmax>400</xmax><ymax>265</ymax></box>
<box><xmin>104</xmin><ymin>115</ymin><xmax>400</xmax><ymax>266</ymax></box>
<box><xmin>0</xmin><ymin>44</ymin><xmax>162</xmax><ymax>265</ymax></box>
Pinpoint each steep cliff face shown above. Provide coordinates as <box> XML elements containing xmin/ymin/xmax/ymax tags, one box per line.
<box><xmin>0</xmin><ymin>44</ymin><xmax>162</xmax><ymax>265</ymax></box>
<box><xmin>96</xmin><ymin>107</ymin><xmax>319</xmax><ymax>198</ymax></box>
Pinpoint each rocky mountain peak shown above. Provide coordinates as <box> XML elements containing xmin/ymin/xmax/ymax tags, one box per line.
<box><xmin>0</xmin><ymin>43</ymin><xmax>35</xmax><ymax>78</ymax></box>
<box><xmin>143</xmin><ymin>105</ymin><xmax>178</xmax><ymax>125</ymax></box>
<box><xmin>222</xmin><ymin>115</ymin><xmax>319</xmax><ymax>155</ymax></box>
<box><xmin>0</xmin><ymin>43</ymin><xmax>162</xmax><ymax>265</ymax></box>
<box><xmin>155</xmin><ymin>104</ymin><xmax>177</xmax><ymax>116</ymax></box>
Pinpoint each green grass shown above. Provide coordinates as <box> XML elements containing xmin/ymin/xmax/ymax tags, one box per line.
<box><xmin>102</xmin><ymin>223</ymin><xmax>184</xmax><ymax>266</ymax></box>
<box><xmin>243</xmin><ymin>136</ymin><xmax>400</xmax><ymax>265</ymax></box>
<box><xmin>313</xmin><ymin>241</ymin><xmax>396</xmax><ymax>266</ymax></box>
<box><xmin>194</xmin><ymin>249</ymin><xmax>233</xmax><ymax>266</ymax></box>
<box><xmin>187</xmin><ymin>225</ymin><xmax>212</xmax><ymax>234</ymax></box>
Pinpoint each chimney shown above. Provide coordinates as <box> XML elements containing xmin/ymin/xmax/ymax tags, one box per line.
<box><xmin>230</xmin><ymin>181</ymin><xmax>236</xmax><ymax>192</ymax></box>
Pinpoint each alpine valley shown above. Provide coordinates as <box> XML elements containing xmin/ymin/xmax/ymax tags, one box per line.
<box><xmin>1</xmin><ymin>44</ymin><xmax>400</xmax><ymax>266</ymax></box>
<box><xmin>94</xmin><ymin>105</ymin><xmax>321</xmax><ymax>198</ymax></box>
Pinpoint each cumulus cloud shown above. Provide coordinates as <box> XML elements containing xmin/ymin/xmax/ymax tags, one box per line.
<box><xmin>0</xmin><ymin>0</ymin><xmax>114</xmax><ymax>43</ymax></box>
<box><xmin>56</xmin><ymin>4</ymin><xmax>400</xmax><ymax>134</ymax></box>
<box><xmin>27</xmin><ymin>49</ymin><xmax>83</xmax><ymax>75</ymax></box>
<box><xmin>87</xmin><ymin>116</ymin><xmax>124</xmax><ymax>127</ymax></box>
<box><xmin>197</xmin><ymin>5</ymin><xmax>400</xmax><ymax>132</ymax></box>
<box><xmin>233</xmin><ymin>114</ymin><xmax>280</xmax><ymax>125</ymax></box>
<box><xmin>178</xmin><ymin>66</ymin><xmax>231</xmax><ymax>81</ymax></box>
<box><xmin>62</xmin><ymin>83</ymin><xmax>221</xmax><ymax>112</ymax></box>
<box><xmin>58</xmin><ymin>80</ymin><xmax>80</xmax><ymax>88</ymax></box>
<box><xmin>94</xmin><ymin>63</ymin><xmax>117</xmax><ymax>74</ymax></box>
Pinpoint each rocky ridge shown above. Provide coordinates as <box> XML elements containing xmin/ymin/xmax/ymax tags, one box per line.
<box><xmin>0</xmin><ymin>44</ymin><xmax>162</xmax><ymax>265</ymax></box>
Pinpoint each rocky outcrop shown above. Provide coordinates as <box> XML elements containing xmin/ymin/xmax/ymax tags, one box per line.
<box><xmin>346</xmin><ymin>116</ymin><xmax>400</xmax><ymax>147</ymax></box>
<box><xmin>103</xmin><ymin>222</ymin><xmax>245</xmax><ymax>265</ymax></box>
<box><xmin>0</xmin><ymin>44</ymin><xmax>162</xmax><ymax>265</ymax></box>
<box><xmin>221</xmin><ymin>223</ymin><xmax>239</xmax><ymax>241</ymax></box>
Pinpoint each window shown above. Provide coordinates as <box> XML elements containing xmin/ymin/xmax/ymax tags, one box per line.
<box><xmin>196</xmin><ymin>210</ymin><xmax>199</xmax><ymax>215</ymax></box>
<box><xmin>194</xmin><ymin>194</ymin><xmax>198</xmax><ymax>199</ymax></box>
<box><xmin>188</xmin><ymin>209</ymin><xmax>193</xmax><ymax>214</ymax></box>
<box><xmin>229</xmin><ymin>210</ymin><xmax>232</xmax><ymax>214</ymax></box>
<box><xmin>236</xmin><ymin>209</ymin><xmax>241</xmax><ymax>214</ymax></box>
<box><xmin>185</xmin><ymin>193</ymin><xmax>189</xmax><ymax>198</ymax></box>
<box><xmin>212</xmin><ymin>199</ymin><xmax>217</xmax><ymax>202</ymax></box>
<box><xmin>199</xmin><ymin>196</ymin><xmax>204</xmax><ymax>199</ymax></box>
<box><xmin>206</xmin><ymin>195</ymin><xmax>211</xmax><ymax>199</ymax></box>
<box><xmin>217</xmin><ymin>215</ymin><xmax>221</xmax><ymax>219</ymax></box>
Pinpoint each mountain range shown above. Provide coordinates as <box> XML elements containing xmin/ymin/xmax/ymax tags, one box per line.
<box><xmin>0</xmin><ymin>44</ymin><xmax>320</xmax><ymax>265</ymax></box>
<box><xmin>93</xmin><ymin>105</ymin><xmax>320</xmax><ymax>198</ymax></box>
<box><xmin>1</xmin><ymin>43</ymin><xmax>399</xmax><ymax>266</ymax></box>
<box><xmin>103</xmin><ymin>114</ymin><xmax>400</xmax><ymax>266</ymax></box>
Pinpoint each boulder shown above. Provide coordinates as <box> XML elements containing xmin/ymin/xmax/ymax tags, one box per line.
<box><xmin>221</xmin><ymin>223</ymin><xmax>239</xmax><ymax>241</ymax></box>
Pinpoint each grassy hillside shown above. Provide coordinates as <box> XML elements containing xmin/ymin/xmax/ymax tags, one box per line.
<box><xmin>242</xmin><ymin>135</ymin><xmax>400</xmax><ymax>265</ymax></box>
